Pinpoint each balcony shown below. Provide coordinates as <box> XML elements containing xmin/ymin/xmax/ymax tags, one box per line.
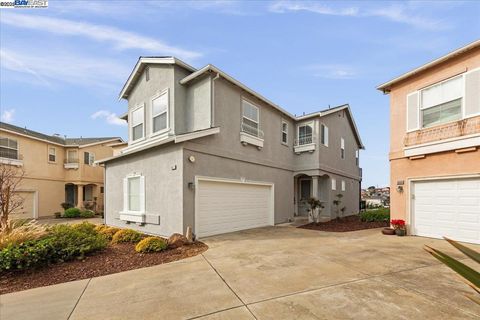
<box><xmin>294</xmin><ymin>134</ymin><xmax>316</xmax><ymax>154</ymax></box>
<box><xmin>240</xmin><ymin>121</ymin><xmax>264</xmax><ymax>149</ymax></box>
<box><xmin>64</xmin><ymin>158</ymin><xmax>79</xmax><ymax>169</ymax></box>
<box><xmin>0</xmin><ymin>151</ymin><xmax>23</xmax><ymax>166</ymax></box>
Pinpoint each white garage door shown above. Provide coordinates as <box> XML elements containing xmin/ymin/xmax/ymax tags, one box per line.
<box><xmin>412</xmin><ymin>178</ymin><xmax>480</xmax><ymax>244</ymax></box>
<box><xmin>11</xmin><ymin>191</ymin><xmax>36</xmax><ymax>219</ymax></box>
<box><xmin>196</xmin><ymin>179</ymin><xmax>274</xmax><ymax>237</ymax></box>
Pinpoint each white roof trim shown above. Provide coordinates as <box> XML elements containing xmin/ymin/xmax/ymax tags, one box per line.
<box><xmin>180</xmin><ymin>64</ymin><xmax>296</xmax><ymax>119</ymax></box>
<box><xmin>377</xmin><ymin>39</ymin><xmax>480</xmax><ymax>92</ymax></box>
<box><xmin>119</xmin><ymin>57</ymin><xmax>197</xmax><ymax>100</ymax></box>
<box><xmin>174</xmin><ymin>127</ymin><xmax>220</xmax><ymax>143</ymax></box>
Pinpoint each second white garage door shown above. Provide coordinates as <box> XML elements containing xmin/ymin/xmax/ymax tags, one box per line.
<box><xmin>196</xmin><ymin>179</ymin><xmax>274</xmax><ymax>237</ymax></box>
<box><xmin>412</xmin><ymin>177</ymin><xmax>480</xmax><ymax>244</ymax></box>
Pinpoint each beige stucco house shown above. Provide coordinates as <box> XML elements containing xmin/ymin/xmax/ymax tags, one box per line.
<box><xmin>0</xmin><ymin>122</ymin><xmax>123</xmax><ymax>219</ymax></box>
<box><xmin>378</xmin><ymin>40</ymin><xmax>480</xmax><ymax>244</ymax></box>
<box><xmin>100</xmin><ymin>57</ymin><xmax>364</xmax><ymax>238</ymax></box>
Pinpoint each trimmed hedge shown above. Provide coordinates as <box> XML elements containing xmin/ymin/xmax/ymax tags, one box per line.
<box><xmin>111</xmin><ymin>229</ymin><xmax>143</xmax><ymax>244</ymax></box>
<box><xmin>360</xmin><ymin>208</ymin><xmax>390</xmax><ymax>222</ymax></box>
<box><xmin>135</xmin><ymin>237</ymin><xmax>167</xmax><ymax>253</ymax></box>
<box><xmin>80</xmin><ymin>210</ymin><xmax>96</xmax><ymax>218</ymax></box>
<box><xmin>63</xmin><ymin>208</ymin><xmax>81</xmax><ymax>218</ymax></box>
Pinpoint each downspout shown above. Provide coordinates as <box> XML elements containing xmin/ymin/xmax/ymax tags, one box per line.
<box><xmin>211</xmin><ymin>72</ymin><xmax>220</xmax><ymax>127</ymax></box>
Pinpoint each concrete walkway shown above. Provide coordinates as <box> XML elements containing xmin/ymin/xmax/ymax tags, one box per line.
<box><xmin>1</xmin><ymin>227</ymin><xmax>479</xmax><ymax>319</ymax></box>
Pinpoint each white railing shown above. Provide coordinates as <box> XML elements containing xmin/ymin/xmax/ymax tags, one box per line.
<box><xmin>241</xmin><ymin>121</ymin><xmax>264</xmax><ymax>139</ymax></box>
<box><xmin>294</xmin><ymin>134</ymin><xmax>316</xmax><ymax>146</ymax></box>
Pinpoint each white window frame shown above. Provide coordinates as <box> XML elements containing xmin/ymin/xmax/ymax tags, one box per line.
<box><xmin>331</xmin><ymin>178</ymin><xmax>337</xmax><ymax>191</ymax></box>
<box><xmin>281</xmin><ymin>120</ymin><xmax>288</xmax><ymax>145</ymax></box>
<box><xmin>89</xmin><ymin>153</ymin><xmax>95</xmax><ymax>166</ymax></box>
<box><xmin>341</xmin><ymin>137</ymin><xmax>345</xmax><ymax>159</ymax></box>
<box><xmin>130</xmin><ymin>104</ymin><xmax>145</xmax><ymax>143</ymax></box>
<box><xmin>320</xmin><ymin>123</ymin><xmax>329</xmax><ymax>147</ymax></box>
<box><xmin>122</xmin><ymin>174</ymin><xmax>145</xmax><ymax>215</ymax></box>
<box><xmin>242</xmin><ymin>99</ymin><xmax>260</xmax><ymax>136</ymax></box>
<box><xmin>66</xmin><ymin>149</ymin><xmax>77</xmax><ymax>163</ymax></box>
<box><xmin>355</xmin><ymin>149</ymin><xmax>359</xmax><ymax>165</ymax></box>
<box><xmin>341</xmin><ymin>180</ymin><xmax>346</xmax><ymax>192</ymax></box>
<box><xmin>48</xmin><ymin>146</ymin><xmax>56</xmax><ymax>163</ymax></box>
<box><xmin>0</xmin><ymin>137</ymin><xmax>19</xmax><ymax>160</ymax></box>
<box><xmin>150</xmin><ymin>88</ymin><xmax>170</xmax><ymax>137</ymax></box>
<box><xmin>297</xmin><ymin>121</ymin><xmax>314</xmax><ymax>145</ymax></box>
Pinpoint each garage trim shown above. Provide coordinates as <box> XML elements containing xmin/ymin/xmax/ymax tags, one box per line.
<box><xmin>408</xmin><ymin>173</ymin><xmax>480</xmax><ymax>239</ymax></box>
<box><xmin>194</xmin><ymin>176</ymin><xmax>275</xmax><ymax>237</ymax></box>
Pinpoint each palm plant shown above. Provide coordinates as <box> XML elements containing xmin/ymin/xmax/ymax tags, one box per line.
<box><xmin>307</xmin><ymin>197</ymin><xmax>324</xmax><ymax>225</ymax></box>
<box><xmin>332</xmin><ymin>194</ymin><xmax>343</xmax><ymax>220</ymax></box>
<box><xmin>424</xmin><ymin>238</ymin><xmax>480</xmax><ymax>305</ymax></box>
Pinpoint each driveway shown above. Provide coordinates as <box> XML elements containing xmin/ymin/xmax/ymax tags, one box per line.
<box><xmin>1</xmin><ymin>226</ymin><xmax>479</xmax><ymax>319</ymax></box>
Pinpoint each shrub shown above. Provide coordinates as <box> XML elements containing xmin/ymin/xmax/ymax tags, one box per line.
<box><xmin>80</xmin><ymin>210</ymin><xmax>95</xmax><ymax>218</ymax></box>
<box><xmin>99</xmin><ymin>226</ymin><xmax>121</xmax><ymax>241</ymax></box>
<box><xmin>0</xmin><ymin>219</ymin><xmax>48</xmax><ymax>250</ymax></box>
<box><xmin>0</xmin><ymin>223</ymin><xmax>107</xmax><ymax>271</ymax></box>
<box><xmin>63</xmin><ymin>208</ymin><xmax>81</xmax><ymax>218</ymax></box>
<box><xmin>135</xmin><ymin>237</ymin><xmax>167</xmax><ymax>253</ymax></box>
<box><xmin>111</xmin><ymin>229</ymin><xmax>143</xmax><ymax>244</ymax></box>
<box><xmin>60</xmin><ymin>202</ymin><xmax>74</xmax><ymax>210</ymax></box>
<box><xmin>360</xmin><ymin>208</ymin><xmax>390</xmax><ymax>222</ymax></box>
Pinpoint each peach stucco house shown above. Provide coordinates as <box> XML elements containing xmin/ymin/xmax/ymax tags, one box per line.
<box><xmin>0</xmin><ymin>122</ymin><xmax>123</xmax><ymax>219</ymax></box>
<box><xmin>378</xmin><ymin>40</ymin><xmax>480</xmax><ymax>244</ymax></box>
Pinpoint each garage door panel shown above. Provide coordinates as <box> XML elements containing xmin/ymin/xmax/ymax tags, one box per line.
<box><xmin>413</xmin><ymin>178</ymin><xmax>480</xmax><ymax>244</ymax></box>
<box><xmin>196</xmin><ymin>179</ymin><xmax>273</xmax><ymax>237</ymax></box>
<box><xmin>11</xmin><ymin>191</ymin><xmax>35</xmax><ymax>219</ymax></box>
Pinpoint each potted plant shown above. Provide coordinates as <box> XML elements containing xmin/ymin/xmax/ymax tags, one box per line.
<box><xmin>391</xmin><ymin>219</ymin><xmax>406</xmax><ymax>236</ymax></box>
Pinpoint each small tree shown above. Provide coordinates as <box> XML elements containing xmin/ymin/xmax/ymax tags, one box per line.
<box><xmin>332</xmin><ymin>194</ymin><xmax>344</xmax><ymax>221</ymax></box>
<box><xmin>307</xmin><ymin>197</ymin><xmax>324</xmax><ymax>225</ymax></box>
<box><xmin>0</xmin><ymin>164</ymin><xmax>25</xmax><ymax>230</ymax></box>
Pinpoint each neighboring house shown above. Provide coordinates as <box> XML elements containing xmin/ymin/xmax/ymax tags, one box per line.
<box><xmin>377</xmin><ymin>40</ymin><xmax>480</xmax><ymax>244</ymax></box>
<box><xmin>99</xmin><ymin>57</ymin><xmax>364</xmax><ymax>238</ymax></box>
<box><xmin>0</xmin><ymin>122</ymin><xmax>123</xmax><ymax>219</ymax></box>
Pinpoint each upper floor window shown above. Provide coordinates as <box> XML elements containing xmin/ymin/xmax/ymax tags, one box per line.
<box><xmin>320</xmin><ymin>124</ymin><xmax>329</xmax><ymax>146</ymax></box>
<box><xmin>297</xmin><ymin>122</ymin><xmax>313</xmax><ymax>146</ymax></box>
<box><xmin>84</xmin><ymin>152</ymin><xmax>95</xmax><ymax>165</ymax></box>
<box><xmin>131</xmin><ymin>105</ymin><xmax>144</xmax><ymax>141</ymax></box>
<box><xmin>242</xmin><ymin>100</ymin><xmax>260</xmax><ymax>137</ymax></box>
<box><xmin>331</xmin><ymin>178</ymin><xmax>336</xmax><ymax>191</ymax></box>
<box><xmin>355</xmin><ymin>149</ymin><xmax>359</xmax><ymax>165</ymax></box>
<box><xmin>421</xmin><ymin>76</ymin><xmax>462</xmax><ymax>128</ymax></box>
<box><xmin>0</xmin><ymin>138</ymin><xmax>18</xmax><ymax>160</ymax></box>
<box><xmin>340</xmin><ymin>137</ymin><xmax>345</xmax><ymax>159</ymax></box>
<box><xmin>341</xmin><ymin>180</ymin><xmax>346</xmax><ymax>191</ymax></box>
<box><xmin>48</xmin><ymin>147</ymin><xmax>56</xmax><ymax>162</ymax></box>
<box><xmin>281</xmin><ymin>120</ymin><xmax>288</xmax><ymax>144</ymax></box>
<box><xmin>66</xmin><ymin>150</ymin><xmax>78</xmax><ymax>163</ymax></box>
<box><xmin>152</xmin><ymin>91</ymin><xmax>168</xmax><ymax>134</ymax></box>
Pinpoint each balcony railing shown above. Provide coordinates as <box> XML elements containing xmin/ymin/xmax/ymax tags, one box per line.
<box><xmin>64</xmin><ymin>158</ymin><xmax>79</xmax><ymax>164</ymax></box>
<box><xmin>241</xmin><ymin>121</ymin><xmax>264</xmax><ymax>139</ymax></box>
<box><xmin>0</xmin><ymin>150</ymin><xmax>22</xmax><ymax>160</ymax></box>
<box><xmin>294</xmin><ymin>134</ymin><xmax>316</xmax><ymax>146</ymax></box>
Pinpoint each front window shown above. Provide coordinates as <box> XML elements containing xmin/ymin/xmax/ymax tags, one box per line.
<box><xmin>297</xmin><ymin>123</ymin><xmax>313</xmax><ymax>145</ymax></box>
<box><xmin>48</xmin><ymin>147</ymin><xmax>56</xmax><ymax>162</ymax></box>
<box><xmin>152</xmin><ymin>91</ymin><xmax>168</xmax><ymax>133</ymax></box>
<box><xmin>341</xmin><ymin>138</ymin><xmax>345</xmax><ymax>159</ymax></box>
<box><xmin>341</xmin><ymin>180</ymin><xmax>346</xmax><ymax>191</ymax></box>
<box><xmin>84</xmin><ymin>152</ymin><xmax>95</xmax><ymax>165</ymax></box>
<box><xmin>242</xmin><ymin>100</ymin><xmax>260</xmax><ymax>137</ymax></box>
<box><xmin>131</xmin><ymin>106</ymin><xmax>144</xmax><ymax>141</ymax></box>
<box><xmin>128</xmin><ymin>176</ymin><xmax>141</xmax><ymax>212</ymax></box>
<box><xmin>0</xmin><ymin>138</ymin><xmax>18</xmax><ymax>160</ymax></box>
<box><xmin>421</xmin><ymin>76</ymin><xmax>462</xmax><ymax>128</ymax></box>
<box><xmin>83</xmin><ymin>185</ymin><xmax>93</xmax><ymax>201</ymax></box>
<box><xmin>66</xmin><ymin>150</ymin><xmax>78</xmax><ymax>163</ymax></box>
<box><xmin>321</xmin><ymin>124</ymin><xmax>328</xmax><ymax>146</ymax></box>
<box><xmin>281</xmin><ymin>121</ymin><xmax>288</xmax><ymax>144</ymax></box>
<box><xmin>331</xmin><ymin>179</ymin><xmax>336</xmax><ymax>190</ymax></box>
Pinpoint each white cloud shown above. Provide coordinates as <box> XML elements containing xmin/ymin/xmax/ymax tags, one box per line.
<box><xmin>91</xmin><ymin>110</ymin><xmax>127</xmax><ymax>126</ymax></box>
<box><xmin>1</xmin><ymin>109</ymin><xmax>15</xmax><ymax>123</ymax></box>
<box><xmin>307</xmin><ymin>64</ymin><xmax>357</xmax><ymax>79</ymax></box>
<box><xmin>269</xmin><ymin>1</ymin><xmax>450</xmax><ymax>31</ymax></box>
<box><xmin>1</xmin><ymin>12</ymin><xmax>202</xmax><ymax>60</ymax></box>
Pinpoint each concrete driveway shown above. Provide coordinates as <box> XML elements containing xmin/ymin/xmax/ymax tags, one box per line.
<box><xmin>1</xmin><ymin>226</ymin><xmax>479</xmax><ymax>319</ymax></box>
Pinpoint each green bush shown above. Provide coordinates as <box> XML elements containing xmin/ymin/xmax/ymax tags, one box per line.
<box><xmin>63</xmin><ymin>208</ymin><xmax>81</xmax><ymax>218</ymax></box>
<box><xmin>360</xmin><ymin>208</ymin><xmax>390</xmax><ymax>222</ymax></box>
<box><xmin>80</xmin><ymin>210</ymin><xmax>95</xmax><ymax>218</ymax></box>
<box><xmin>111</xmin><ymin>229</ymin><xmax>143</xmax><ymax>244</ymax></box>
<box><xmin>99</xmin><ymin>227</ymin><xmax>120</xmax><ymax>241</ymax></box>
<box><xmin>0</xmin><ymin>224</ymin><xmax>107</xmax><ymax>271</ymax></box>
<box><xmin>135</xmin><ymin>237</ymin><xmax>167</xmax><ymax>253</ymax></box>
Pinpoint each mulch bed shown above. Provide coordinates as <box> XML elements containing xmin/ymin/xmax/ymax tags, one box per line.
<box><xmin>0</xmin><ymin>242</ymin><xmax>208</xmax><ymax>295</ymax></box>
<box><xmin>299</xmin><ymin>215</ymin><xmax>388</xmax><ymax>232</ymax></box>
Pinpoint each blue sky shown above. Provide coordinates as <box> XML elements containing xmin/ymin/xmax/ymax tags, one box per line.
<box><xmin>1</xmin><ymin>1</ymin><xmax>479</xmax><ymax>187</ymax></box>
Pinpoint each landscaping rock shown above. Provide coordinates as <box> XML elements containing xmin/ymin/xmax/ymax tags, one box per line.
<box><xmin>168</xmin><ymin>233</ymin><xmax>188</xmax><ymax>248</ymax></box>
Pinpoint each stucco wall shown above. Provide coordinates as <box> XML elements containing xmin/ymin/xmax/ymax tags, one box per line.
<box><xmin>105</xmin><ymin>144</ymin><xmax>184</xmax><ymax>237</ymax></box>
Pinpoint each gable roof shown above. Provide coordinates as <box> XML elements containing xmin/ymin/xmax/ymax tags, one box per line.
<box><xmin>377</xmin><ymin>39</ymin><xmax>480</xmax><ymax>93</ymax></box>
<box><xmin>0</xmin><ymin>122</ymin><xmax>123</xmax><ymax>147</ymax></box>
<box><xmin>119</xmin><ymin>56</ymin><xmax>196</xmax><ymax>99</ymax></box>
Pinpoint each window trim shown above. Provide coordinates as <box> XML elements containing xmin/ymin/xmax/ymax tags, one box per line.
<box><xmin>66</xmin><ymin>149</ymin><xmax>78</xmax><ymax>163</ymax></box>
<box><xmin>121</xmin><ymin>174</ymin><xmax>145</xmax><ymax>215</ymax></box>
<box><xmin>341</xmin><ymin>180</ymin><xmax>346</xmax><ymax>192</ymax></box>
<box><xmin>48</xmin><ymin>146</ymin><xmax>56</xmax><ymax>163</ymax></box>
<box><xmin>331</xmin><ymin>178</ymin><xmax>337</xmax><ymax>191</ymax></box>
<box><xmin>320</xmin><ymin>123</ymin><xmax>329</xmax><ymax>147</ymax></box>
<box><xmin>130</xmin><ymin>104</ymin><xmax>146</xmax><ymax>144</ymax></box>
<box><xmin>281</xmin><ymin>119</ymin><xmax>288</xmax><ymax>145</ymax></box>
<box><xmin>150</xmin><ymin>88</ymin><xmax>170</xmax><ymax>137</ymax></box>
<box><xmin>340</xmin><ymin>137</ymin><xmax>345</xmax><ymax>159</ymax></box>
<box><xmin>297</xmin><ymin>121</ymin><xmax>314</xmax><ymax>145</ymax></box>
<box><xmin>0</xmin><ymin>137</ymin><xmax>19</xmax><ymax>160</ymax></box>
<box><xmin>242</xmin><ymin>98</ymin><xmax>260</xmax><ymax>132</ymax></box>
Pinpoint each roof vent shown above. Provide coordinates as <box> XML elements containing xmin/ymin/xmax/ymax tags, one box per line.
<box><xmin>53</xmin><ymin>133</ymin><xmax>61</xmax><ymax>137</ymax></box>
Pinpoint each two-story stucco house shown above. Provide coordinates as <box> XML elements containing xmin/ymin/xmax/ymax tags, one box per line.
<box><xmin>99</xmin><ymin>57</ymin><xmax>364</xmax><ymax>238</ymax></box>
<box><xmin>0</xmin><ymin>122</ymin><xmax>123</xmax><ymax>219</ymax></box>
<box><xmin>378</xmin><ymin>40</ymin><xmax>480</xmax><ymax>244</ymax></box>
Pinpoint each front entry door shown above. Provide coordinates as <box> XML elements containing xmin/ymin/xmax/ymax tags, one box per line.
<box><xmin>298</xmin><ymin>179</ymin><xmax>311</xmax><ymax>216</ymax></box>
